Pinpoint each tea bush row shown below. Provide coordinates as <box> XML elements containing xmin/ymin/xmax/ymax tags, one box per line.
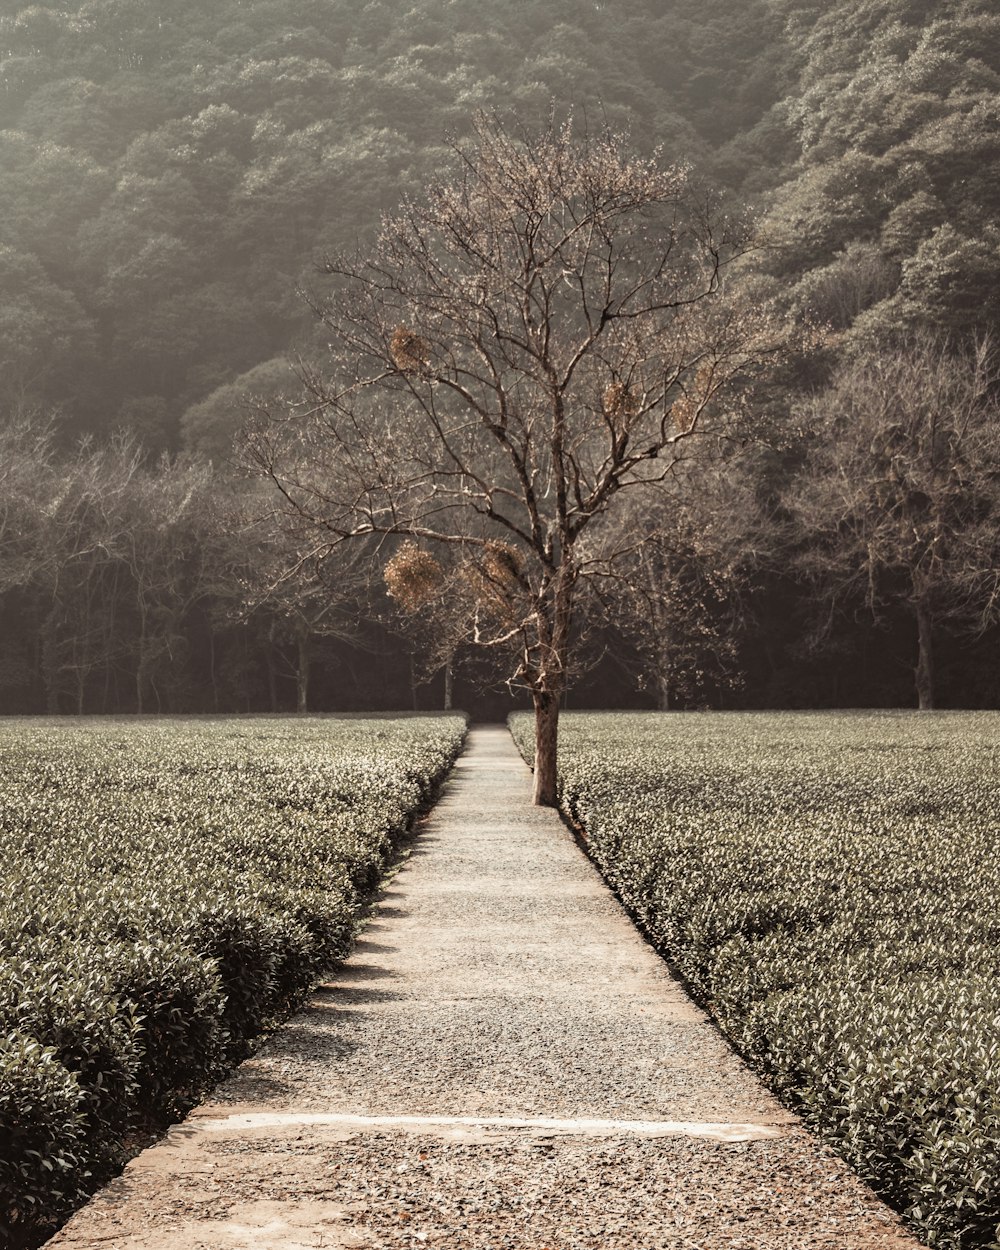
<box><xmin>510</xmin><ymin>710</ymin><xmax>1000</xmax><ymax>1249</ymax></box>
<box><xmin>0</xmin><ymin>714</ymin><xmax>466</xmax><ymax>1244</ymax></box>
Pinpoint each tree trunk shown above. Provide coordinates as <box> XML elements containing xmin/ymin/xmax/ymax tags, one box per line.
<box><xmin>42</xmin><ymin>606</ymin><xmax>60</xmax><ymax>715</ymax></box>
<box><xmin>296</xmin><ymin>635</ymin><xmax>310</xmax><ymax>713</ymax></box>
<box><xmin>529</xmin><ymin>559</ymin><xmax>574</xmax><ymax>806</ymax></box>
<box><xmin>265</xmin><ymin>622</ymin><xmax>279</xmax><ymax>712</ymax></box>
<box><xmin>102</xmin><ymin>647</ymin><xmax>113</xmax><ymax>713</ymax></box>
<box><xmin>266</xmin><ymin>647</ymin><xmax>278</xmax><ymax>713</ymax></box>
<box><xmin>443</xmin><ymin>658</ymin><xmax>453</xmax><ymax>710</ymax></box>
<box><xmin>648</xmin><ymin>577</ymin><xmax>672</xmax><ymax>711</ymax></box>
<box><xmin>532</xmin><ymin>689</ymin><xmax>560</xmax><ymax>806</ymax></box>
<box><xmin>135</xmin><ymin>604</ymin><xmax>149</xmax><ymax>714</ymax></box>
<box><xmin>915</xmin><ymin>600</ymin><xmax>935</xmax><ymax>711</ymax></box>
<box><xmin>209</xmin><ymin>628</ymin><xmax>219</xmax><ymax>713</ymax></box>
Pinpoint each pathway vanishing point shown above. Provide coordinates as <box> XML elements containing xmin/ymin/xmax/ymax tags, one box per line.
<box><xmin>48</xmin><ymin>725</ymin><xmax>921</xmax><ymax>1249</ymax></box>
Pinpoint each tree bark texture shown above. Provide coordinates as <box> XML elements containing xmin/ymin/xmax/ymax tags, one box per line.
<box><xmin>296</xmin><ymin>636</ymin><xmax>310</xmax><ymax>713</ymax></box>
<box><xmin>915</xmin><ymin>600</ymin><xmax>935</xmax><ymax>711</ymax></box>
<box><xmin>532</xmin><ymin>690</ymin><xmax>560</xmax><ymax>806</ymax></box>
<box><xmin>42</xmin><ymin>606</ymin><xmax>59</xmax><ymax>715</ymax></box>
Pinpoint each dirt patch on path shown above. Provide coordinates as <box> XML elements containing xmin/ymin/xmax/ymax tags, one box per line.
<box><xmin>47</xmin><ymin>727</ymin><xmax>920</xmax><ymax>1250</ymax></box>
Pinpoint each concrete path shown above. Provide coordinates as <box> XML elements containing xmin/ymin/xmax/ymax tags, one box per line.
<box><xmin>49</xmin><ymin>726</ymin><xmax>920</xmax><ymax>1249</ymax></box>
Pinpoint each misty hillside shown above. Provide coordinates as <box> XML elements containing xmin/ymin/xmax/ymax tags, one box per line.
<box><xmin>757</xmin><ymin>0</ymin><xmax>1000</xmax><ymax>343</ymax></box>
<box><xmin>3</xmin><ymin>0</ymin><xmax>995</xmax><ymax>454</ymax></box>
<box><xmin>1</xmin><ymin>0</ymin><xmax>790</xmax><ymax>451</ymax></box>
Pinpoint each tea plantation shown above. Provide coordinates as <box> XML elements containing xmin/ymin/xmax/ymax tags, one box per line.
<box><xmin>0</xmin><ymin>714</ymin><xmax>465</xmax><ymax>1245</ymax></box>
<box><xmin>510</xmin><ymin>710</ymin><xmax>1000</xmax><ymax>1250</ymax></box>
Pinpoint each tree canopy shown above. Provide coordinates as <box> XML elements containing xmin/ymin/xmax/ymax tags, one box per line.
<box><xmin>246</xmin><ymin>115</ymin><xmax>778</xmax><ymax>800</ymax></box>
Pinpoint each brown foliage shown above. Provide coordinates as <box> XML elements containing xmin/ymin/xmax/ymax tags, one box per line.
<box><xmin>384</xmin><ymin>541</ymin><xmax>445</xmax><ymax>611</ymax></box>
<box><xmin>389</xmin><ymin>325</ymin><xmax>431</xmax><ymax>375</ymax></box>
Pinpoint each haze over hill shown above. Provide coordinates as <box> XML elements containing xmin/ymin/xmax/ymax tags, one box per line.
<box><xmin>0</xmin><ymin>0</ymin><xmax>788</xmax><ymax>447</ymax></box>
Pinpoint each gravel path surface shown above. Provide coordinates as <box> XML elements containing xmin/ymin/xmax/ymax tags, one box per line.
<box><xmin>48</xmin><ymin>725</ymin><xmax>921</xmax><ymax>1249</ymax></box>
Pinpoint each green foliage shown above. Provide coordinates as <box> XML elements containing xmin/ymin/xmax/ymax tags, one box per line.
<box><xmin>510</xmin><ymin>709</ymin><xmax>1000</xmax><ymax>1248</ymax></box>
<box><xmin>0</xmin><ymin>1033</ymin><xmax>86</xmax><ymax>1239</ymax></box>
<box><xmin>94</xmin><ymin>940</ymin><xmax>226</xmax><ymax>1123</ymax></box>
<box><xmin>0</xmin><ymin>713</ymin><xmax>465</xmax><ymax>1240</ymax></box>
<box><xmin>758</xmin><ymin>1</ymin><xmax>1000</xmax><ymax>341</ymax></box>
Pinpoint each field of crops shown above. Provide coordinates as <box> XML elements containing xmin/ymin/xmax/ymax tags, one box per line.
<box><xmin>510</xmin><ymin>710</ymin><xmax>1000</xmax><ymax>1250</ymax></box>
<box><xmin>0</xmin><ymin>713</ymin><xmax>465</xmax><ymax>1246</ymax></box>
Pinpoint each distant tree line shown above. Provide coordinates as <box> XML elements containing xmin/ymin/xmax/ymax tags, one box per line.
<box><xmin>2</xmin><ymin>323</ymin><xmax>999</xmax><ymax>721</ymax></box>
<box><xmin>0</xmin><ymin>419</ymin><xmax>406</xmax><ymax>715</ymax></box>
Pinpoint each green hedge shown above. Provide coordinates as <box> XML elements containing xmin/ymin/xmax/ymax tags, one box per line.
<box><xmin>0</xmin><ymin>714</ymin><xmax>465</xmax><ymax>1244</ymax></box>
<box><xmin>511</xmin><ymin>710</ymin><xmax>1000</xmax><ymax>1250</ymax></box>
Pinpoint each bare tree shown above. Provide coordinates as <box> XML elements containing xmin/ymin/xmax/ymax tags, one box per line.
<box><xmin>790</xmin><ymin>332</ymin><xmax>1000</xmax><ymax>710</ymax></box>
<box><xmin>0</xmin><ymin>416</ymin><xmax>56</xmax><ymax>705</ymax></box>
<box><xmin>247</xmin><ymin>113</ymin><xmax>777</xmax><ymax>802</ymax></box>
<box><xmin>605</xmin><ymin>458</ymin><xmax>761</xmax><ymax>709</ymax></box>
<box><xmin>384</xmin><ymin>538</ymin><xmax>526</xmax><ymax>710</ymax></box>
<box><xmin>28</xmin><ymin>434</ymin><xmax>141</xmax><ymax>714</ymax></box>
<box><xmin>119</xmin><ymin>454</ymin><xmax>217</xmax><ymax>713</ymax></box>
<box><xmin>0</xmin><ymin>414</ymin><xmax>53</xmax><ymax>597</ymax></box>
<box><xmin>227</xmin><ymin>497</ymin><xmax>371</xmax><ymax>713</ymax></box>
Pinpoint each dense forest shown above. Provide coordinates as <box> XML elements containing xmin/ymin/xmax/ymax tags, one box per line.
<box><xmin>1</xmin><ymin>0</ymin><xmax>999</xmax><ymax>715</ymax></box>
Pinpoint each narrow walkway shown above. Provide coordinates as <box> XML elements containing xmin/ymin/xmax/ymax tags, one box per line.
<box><xmin>50</xmin><ymin>727</ymin><xmax>919</xmax><ymax>1249</ymax></box>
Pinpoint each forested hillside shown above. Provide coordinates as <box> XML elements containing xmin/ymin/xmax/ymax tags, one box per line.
<box><xmin>1</xmin><ymin>0</ymin><xmax>999</xmax><ymax>716</ymax></box>
<box><xmin>759</xmin><ymin>0</ymin><xmax>1000</xmax><ymax>342</ymax></box>
<box><xmin>0</xmin><ymin>0</ymin><xmax>787</xmax><ymax>450</ymax></box>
